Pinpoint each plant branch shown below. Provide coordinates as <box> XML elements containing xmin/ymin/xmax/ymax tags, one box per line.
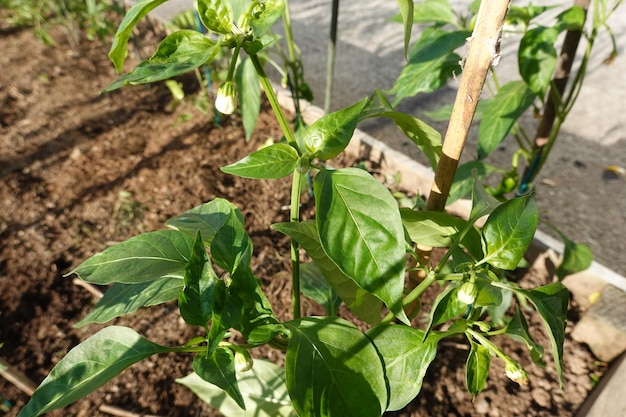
<box><xmin>290</xmin><ymin>170</ymin><xmax>303</xmax><ymax>320</ymax></box>
<box><xmin>324</xmin><ymin>0</ymin><xmax>340</xmax><ymax>113</ymax></box>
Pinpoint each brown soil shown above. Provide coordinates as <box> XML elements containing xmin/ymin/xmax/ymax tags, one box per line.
<box><xmin>0</xmin><ymin>18</ymin><xmax>607</xmax><ymax>417</ymax></box>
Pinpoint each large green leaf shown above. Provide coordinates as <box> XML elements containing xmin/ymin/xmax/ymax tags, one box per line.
<box><xmin>299</xmin><ymin>262</ymin><xmax>342</xmax><ymax>316</ymax></box>
<box><xmin>505</xmin><ymin>306</ymin><xmax>545</xmax><ymax>367</ymax></box>
<box><xmin>235</xmin><ymin>56</ymin><xmax>261</xmax><ymax>142</ymax></box>
<box><xmin>466</xmin><ymin>339</ymin><xmax>490</xmax><ymax>398</ymax></box>
<box><xmin>221</xmin><ymin>142</ymin><xmax>299</xmax><ymax>179</ymax></box>
<box><xmin>391</xmin><ymin>27</ymin><xmax>470</xmax><ymax>104</ymax></box>
<box><xmin>104</xmin><ymin>30</ymin><xmax>218</xmax><ymax>92</ymax></box>
<box><xmin>366</xmin><ymin>325</ymin><xmax>438</xmax><ymax>411</ymax></box>
<box><xmin>74</xmin><ymin>278</ymin><xmax>183</xmax><ymax>327</ymax></box>
<box><xmin>68</xmin><ymin>230</ymin><xmax>194</xmax><ymax>284</ymax></box>
<box><xmin>285</xmin><ymin>317</ymin><xmax>387</xmax><ymax>417</ymax></box>
<box><xmin>197</xmin><ymin>0</ymin><xmax>233</xmax><ymax>34</ymax></box>
<box><xmin>314</xmin><ymin>168</ymin><xmax>408</xmax><ymax>324</ymax></box>
<box><xmin>477</xmin><ymin>81</ymin><xmax>536</xmax><ymax>160</ymax></box>
<box><xmin>193</xmin><ymin>348</ymin><xmax>245</xmax><ymax>409</ymax></box>
<box><xmin>298</xmin><ymin>99</ymin><xmax>367</xmax><ymax>160</ymax></box>
<box><xmin>480</xmin><ymin>194</ymin><xmax>538</xmax><ymax>270</ymax></box>
<box><xmin>166</xmin><ymin>199</ymin><xmax>238</xmax><ymax>245</ymax></box>
<box><xmin>401</xmin><ymin>208</ymin><xmax>470</xmax><ymax>247</ymax></box>
<box><xmin>17</xmin><ymin>327</ymin><xmax>169</xmax><ymax>417</ymax></box>
<box><xmin>179</xmin><ymin>231</ymin><xmax>217</xmax><ymax>327</ymax></box>
<box><xmin>510</xmin><ymin>283</ymin><xmax>569</xmax><ymax>387</ymax></box>
<box><xmin>177</xmin><ymin>359</ymin><xmax>293</xmax><ymax>417</ymax></box>
<box><xmin>272</xmin><ymin>220</ymin><xmax>383</xmax><ymax>325</ymax></box>
<box><xmin>108</xmin><ymin>0</ymin><xmax>169</xmax><ymax>72</ymax></box>
<box><xmin>249</xmin><ymin>0</ymin><xmax>285</xmax><ymax>37</ymax></box>
<box><xmin>396</xmin><ymin>0</ymin><xmax>414</xmax><ymax>58</ymax></box>
<box><xmin>426</xmin><ymin>284</ymin><xmax>468</xmax><ymax>333</ymax></box>
<box><xmin>519</xmin><ymin>26</ymin><xmax>558</xmax><ymax>97</ymax></box>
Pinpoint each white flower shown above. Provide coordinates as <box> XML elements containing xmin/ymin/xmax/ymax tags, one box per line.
<box><xmin>505</xmin><ymin>361</ymin><xmax>529</xmax><ymax>385</ymax></box>
<box><xmin>215</xmin><ymin>81</ymin><xmax>238</xmax><ymax>115</ymax></box>
<box><xmin>457</xmin><ymin>281</ymin><xmax>478</xmax><ymax>305</ymax></box>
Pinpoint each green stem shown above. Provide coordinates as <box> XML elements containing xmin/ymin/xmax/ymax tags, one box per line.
<box><xmin>380</xmin><ymin>271</ymin><xmax>438</xmax><ymax>324</ymax></box>
<box><xmin>227</xmin><ymin>44</ymin><xmax>241</xmax><ymax>81</ymax></box>
<box><xmin>249</xmin><ymin>54</ymin><xmax>298</xmax><ymax>147</ymax></box>
<box><xmin>324</xmin><ymin>0</ymin><xmax>340</xmax><ymax>113</ymax></box>
<box><xmin>281</xmin><ymin>0</ymin><xmax>304</xmax><ymax>121</ymax></box>
<box><xmin>290</xmin><ymin>170</ymin><xmax>303</xmax><ymax>320</ymax></box>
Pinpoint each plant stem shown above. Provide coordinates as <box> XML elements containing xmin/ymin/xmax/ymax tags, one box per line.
<box><xmin>381</xmin><ymin>271</ymin><xmax>437</xmax><ymax>324</ymax></box>
<box><xmin>249</xmin><ymin>54</ymin><xmax>297</xmax><ymax>147</ymax></box>
<box><xmin>290</xmin><ymin>170</ymin><xmax>303</xmax><ymax>320</ymax></box>
<box><xmin>281</xmin><ymin>1</ymin><xmax>304</xmax><ymax>122</ymax></box>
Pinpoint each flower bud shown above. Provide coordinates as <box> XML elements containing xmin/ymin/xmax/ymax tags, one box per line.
<box><xmin>215</xmin><ymin>81</ymin><xmax>238</xmax><ymax>115</ymax></box>
<box><xmin>505</xmin><ymin>360</ymin><xmax>529</xmax><ymax>385</ymax></box>
<box><xmin>457</xmin><ymin>281</ymin><xmax>478</xmax><ymax>305</ymax></box>
<box><xmin>234</xmin><ymin>350</ymin><xmax>254</xmax><ymax>373</ymax></box>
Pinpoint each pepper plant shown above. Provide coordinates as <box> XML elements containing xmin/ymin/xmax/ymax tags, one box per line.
<box><xmin>18</xmin><ymin>1</ymin><xmax>574</xmax><ymax>416</ymax></box>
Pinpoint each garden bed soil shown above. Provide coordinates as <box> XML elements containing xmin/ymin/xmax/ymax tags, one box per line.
<box><xmin>0</xmin><ymin>19</ymin><xmax>607</xmax><ymax>417</ymax></box>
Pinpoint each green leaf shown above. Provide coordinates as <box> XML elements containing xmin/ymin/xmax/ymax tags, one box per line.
<box><xmin>507</xmin><ymin>5</ymin><xmax>554</xmax><ymax>28</ymax></box>
<box><xmin>300</xmin><ymin>262</ymin><xmax>342</xmax><ymax>316</ymax></box>
<box><xmin>17</xmin><ymin>327</ymin><xmax>169</xmax><ymax>417</ymax></box>
<box><xmin>505</xmin><ymin>306</ymin><xmax>545</xmax><ymax>367</ymax></box>
<box><xmin>177</xmin><ymin>359</ymin><xmax>293</xmax><ymax>417</ymax></box>
<box><xmin>466</xmin><ymin>339</ymin><xmax>490</xmax><ymax>398</ymax></box>
<box><xmin>235</xmin><ymin>56</ymin><xmax>261</xmax><ymax>142</ymax></box>
<box><xmin>477</xmin><ymin>81</ymin><xmax>536</xmax><ymax>160</ymax></box>
<box><xmin>510</xmin><ymin>283</ymin><xmax>569</xmax><ymax>387</ymax></box>
<box><xmin>519</xmin><ymin>26</ymin><xmax>558</xmax><ymax>97</ymax></box>
<box><xmin>179</xmin><ymin>231</ymin><xmax>217</xmax><ymax>327</ymax></box>
<box><xmin>396</xmin><ymin>0</ymin><xmax>414</xmax><ymax>58</ymax></box>
<box><xmin>401</xmin><ymin>208</ymin><xmax>470</xmax><ymax>247</ymax></box>
<box><xmin>474</xmin><ymin>275</ymin><xmax>503</xmax><ymax>307</ymax></box>
<box><xmin>108</xmin><ymin>0</ymin><xmax>169</xmax><ymax>72</ymax></box>
<box><xmin>299</xmin><ymin>99</ymin><xmax>367</xmax><ymax>160</ymax></box>
<box><xmin>285</xmin><ymin>317</ymin><xmax>387</xmax><ymax>417</ymax></box>
<box><xmin>448</xmin><ymin>161</ymin><xmax>497</xmax><ymax>205</ymax></box>
<box><xmin>314</xmin><ymin>168</ymin><xmax>409</xmax><ymax>324</ymax></box>
<box><xmin>555</xmin><ymin>6</ymin><xmax>586</xmax><ymax>32</ymax></box>
<box><xmin>468</xmin><ymin>170</ymin><xmax>502</xmax><ymax>223</ymax></box>
<box><xmin>249</xmin><ymin>0</ymin><xmax>285</xmax><ymax>37</ymax></box>
<box><xmin>412</xmin><ymin>0</ymin><xmax>458</xmax><ymax>25</ymax></box>
<box><xmin>370</xmin><ymin>111</ymin><xmax>442</xmax><ymax>169</ymax></box>
<box><xmin>210</xmin><ymin>203</ymin><xmax>252</xmax><ymax>274</ymax></box>
<box><xmin>75</xmin><ymin>278</ymin><xmax>183</xmax><ymax>327</ymax></box>
<box><xmin>556</xmin><ymin>237</ymin><xmax>593</xmax><ymax>280</ymax></box>
<box><xmin>480</xmin><ymin>193</ymin><xmax>538</xmax><ymax>270</ymax></box>
<box><xmin>366</xmin><ymin>325</ymin><xmax>438</xmax><ymax>411</ymax></box>
<box><xmin>424</xmin><ymin>99</ymin><xmax>490</xmax><ymax>122</ymax></box>
<box><xmin>221</xmin><ymin>142</ymin><xmax>299</xmax><ymax>179</ymax></box>
<box><xmin>166</xmin><ymin>199</ymin><xmax>238</xmax><ymax>245</ymax></box>
<box><xmin>426</xmin><ymin>284</ymin><xmax>468</xmax><ymax>331</ymax></box>
<box><xmin>197</xmin><ymin>0</ymin><xmax>233</xmax><ymax>34</ymax></box>
<box><xmin>391</xmin><ymin>27</ymin><xmax>470</xmax><ymax>104</ymax></box>
<box><xmin>104</xmin><ymin>30</ymin><xmax>218</xmax><ymax>92</ymax></box>
<box><xmin>68</xmin><ymin>230</ymin><xmax>194</xmax><ymax>284</ymax></box>
<box><xmin>272</xmin><ymin>221</ymin><xmax>383</xmax><ymax>325</ymax></box>
<box><xmin>193</xmin><ymin>348</ymin><xmax>245</xmax><ymax>409</ymax></box>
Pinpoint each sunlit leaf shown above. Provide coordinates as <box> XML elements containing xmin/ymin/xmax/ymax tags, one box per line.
<box><xmin>505</xmin><ymin>306</ymin><xmax>545</xmax><ymax>367</ymax></box>
<box><xmin>197</xmin><ymin>0</ymin><xmax>233</xmax><ymax>34</ymax></box>
<box><xmin>396</xmin><ymin>0</ymin><xmax>414</xmax><ymax>58</ymax></box>
<box><xmin>314</xmin><ymin>168</ymin><xmax>408</xmax><ymax>324</ymax></box>
<box><xmin>68</xmin><ymin>230</ymin><xmax>194</xmax><ymax>284</ymax></box>
<box><xmin>448</xmin><ymin>161</ymin><xmax>497</xmax><ymax>205</ymax></box>
<box><xmin>285</xmin><ymin>317</ymin><xmax>387</xmax><ymax>417</ymax></box>
<box><xmin>367</xmin><ymin>324</ymin><xmax>438</xmax><ymax>411</ymax></box>
<box><xmin>555</xmin><ymin>6</ymin><xmax>586</xmax><ymax>32</ymax></box>
<box><xmin>166</xmin><ymin>199</ymin><xmax>238</xmax><ymax>245</ymax></box>
<box><xmin>466</xmin><ymin>339</ymin><xmax>490</xmax><ymax>398</ymax></box>
<box><xmin>177</xmin><ymin>359</ymin><xmax>293</xmax><ymax>417</ymax></box>
<box><xmin>249</xmin><ymin>0</ymin><xmax>285</xmax><ymax>37</ymax></box>
<box><xmin>519</xmin><ymin>26</ymin><xmax>558</xmax><ymax>97</ymax></box>
<box><xmin>17</xmin><ymin>327</ymin><xmax>169</xmax><ymax>417</ymax></box>
<box><xmin>235</xmin><ymin>56</ymin><xmax>261</xmax><ymax>142</ymax></box>
<box><xmin>477</xmin><ymin>81</ymin><xmax>536</xmax><ymax>160</ymax></box>
<box><xmin>193</xmin><ymin>348</ymin><xmax>245</xmax><ymax>409</ymax></box>
<box><xmin>556</xmin><ymin>237</ymin><xmax>593</xmax><ymax>280</ymax></box>
<box><xmin>108</xmin><ymin>0</ymin><xmax>169</xmax><ymax>72</ymax></box>
<box><xmin>179</xmin><ymin>231</ymin><xmax>217</xmax><ymax>327</ymax></box>
<box><xmin>272</xmin><ymin>220</ymin><xmax>383</xmax><ymax>325</ymax></box>
<box><xmin>104</xmin><ymin>30</ymin><xmax>218</xmax><ymax>92</ymax></box>
<box><xmin>480</xmin><ymin>194</ymin><xmax>538</xmax><ymax>270</ymax></box>
<box><xmin>75</xmin><ymin>278</ymin><xmax>183</xmax><ymax>327</ymax></box>
<box><xmin>221</xmin><ymin>142</ymin><xmax>299</xmax><ymax>179</ymax></box>
<box><xmin>510</xmin><ymin>283</ymin><xmax>569</xmax><ymax>387</ymax></box>
<box><xmin>401</xmin><ymin>208</ymin><xmax>476</xmax><ymax>248</ymax></box>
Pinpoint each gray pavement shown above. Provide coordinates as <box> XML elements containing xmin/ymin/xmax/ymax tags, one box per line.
<box><xmin>142</xmin><ymin>0</ymin><xmax>626</xmax><ymax>276</ymax></box>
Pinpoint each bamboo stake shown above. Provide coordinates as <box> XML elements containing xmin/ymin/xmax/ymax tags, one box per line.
<box><xmin>410</xmin><ymin>0</ymin><xmax>511</xmax><ymax>282</ymax></box>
